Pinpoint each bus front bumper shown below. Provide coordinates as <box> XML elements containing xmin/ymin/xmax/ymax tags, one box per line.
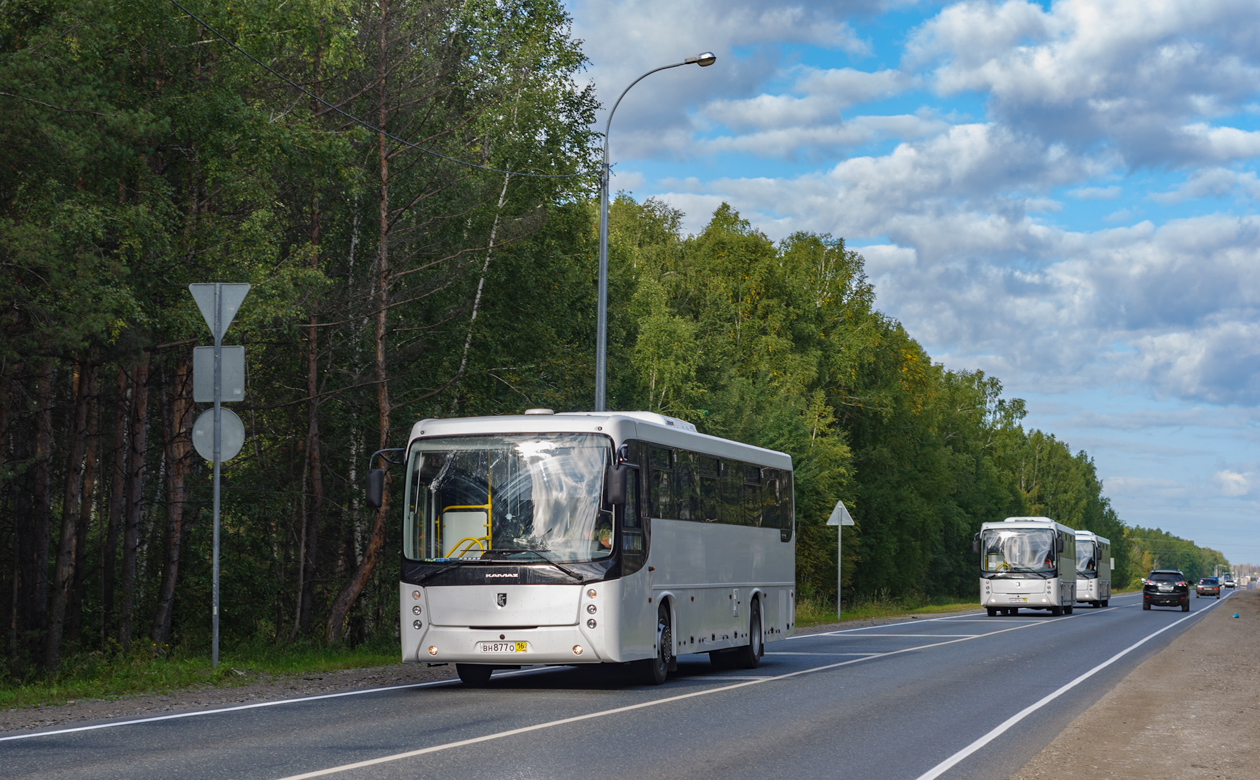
<box><xmin>405</xmin><ymin>624</ymin><xmax>609</xmax><ymax>665</ymax></box>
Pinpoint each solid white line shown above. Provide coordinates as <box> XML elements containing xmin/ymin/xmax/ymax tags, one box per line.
<box><xmin>0</xmin><ymin>666</ymin><xmax>546</xmax><ymax>744</ymax></box>
<box><xmin>765</xmin><ymin>652</ymin><xmax>880</xmax><ymax>657</ymax></box>
<box><xmin>270</xmin><ymin>619</ymin><xmax>1052</xmax><ymax>780</ymax></box>
<box><xmin>911</xmin><ymin>595</ymin><xmax>1229</xmax><ymax>780</ymax></box>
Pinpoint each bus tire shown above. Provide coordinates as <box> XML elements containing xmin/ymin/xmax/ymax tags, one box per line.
<box><xmin>734</xmin><ymin>600</ymin><xmax>762</xmax><ymax>669</ymax></box>
<box><xmin>1064</xmin><ymin>605</ymin><xmax>1073</xmax><ymax>615</ymax></box>
<box><xmin>986</xmin><ymin>607</ymin><xmax>997</xmax><ymax>617</ymax></box>
<box><xmin>1050</xmin><ymin>606</ymin><xmax>1063</xmax><ymax>616</ymax></box>
<box><xmin>1102</xmin><ymin>599</ymin><xmax>1108</xmax><ymax>607</ymax></box>
<box><xmin>456</xmin><ymin>664</ymin><xmax>493</xmax><ymax>686</ymax></box>
<box><xmin>639</xmin><ymin>604</ymin><xmax>672</xmax><ymax>685</ymax></box>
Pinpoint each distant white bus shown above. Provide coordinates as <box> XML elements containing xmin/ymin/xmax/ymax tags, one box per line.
<box><xmin>975</xmin><ymin>517</ymin><xmax>1076</xmax><ymax>616</ymax></box>
<box><xmin>1073</xmin><ymin>530</ymin><xmax>1111</xmax><ymax>607</ymax></box>
<box><xmin>367</xmin><ymin>410</ymin><xmax>795</xmax><ymax>685</ymax></box>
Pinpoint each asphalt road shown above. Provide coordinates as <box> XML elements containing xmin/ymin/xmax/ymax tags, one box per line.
<box><xmin>2</xmin><ymin>590</ymin><xmax>1237</xmax><ymax>780</ymax></box>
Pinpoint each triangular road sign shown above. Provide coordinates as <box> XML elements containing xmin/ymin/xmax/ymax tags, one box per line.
<box><xmin>826</xmin><ymin>500</ymin><xmax>855</xmax><ymax>526</ymax></box>
<box><xmin>189</xmin><ymin>283</ymin><xmax>251</xmax><ymax>340</ymax></box>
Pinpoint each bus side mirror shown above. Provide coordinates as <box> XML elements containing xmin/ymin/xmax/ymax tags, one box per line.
<box><xmin>1057</xmin><ymin>536</ymin><xmax>1064</xmax><ymax>553</ymax></box>
<box><xmin>604</xmin><ymin>463</ymin><xmax>627</xmax><ymax>505</ymax></box>
<box><xmin>366</xmin><ymin>468</ymin><xmax>385</xmax><ymax>509</ymax></box>
<box><xmin>972</xmin><ymin>540</ymin><xmax>980</xmax><ymax>554</ymax></box>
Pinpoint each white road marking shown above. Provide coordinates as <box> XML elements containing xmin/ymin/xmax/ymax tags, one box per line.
<box><xmin>269</xmin><ymin>620</ymin><xmax>1052</xmax><ymax>780</ymax></box>
<box><xmin>0</xmin><ymin>667</ymin><xmax>543</xmax><ymax>743</ymax></box>
<box><xmin>912</xmin><ymin>595</ymin><xmax>1230</xmax><ymax>780</ymax></box>
<box><xmin>765</xmin><ymin>652</ymin><xmax>880</xmax><ymax>657</ymax></box>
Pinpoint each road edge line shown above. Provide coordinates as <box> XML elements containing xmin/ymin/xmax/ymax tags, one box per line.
<box><xmin>911</xmin><ymin>593</ymin><xmax>1231</xmax><ymax>780</ymax></box>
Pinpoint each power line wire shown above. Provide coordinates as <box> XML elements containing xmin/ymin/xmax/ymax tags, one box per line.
<box><xmin>169</xmin><ymin>0</ymin><xmax>593</xmax><ymax>181</ymax></box>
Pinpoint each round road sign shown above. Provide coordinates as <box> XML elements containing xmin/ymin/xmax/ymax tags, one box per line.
<box><xmin>192</xmin><ymin>408</ymin><xmax>246</xmax><ymax>462</ymax></box>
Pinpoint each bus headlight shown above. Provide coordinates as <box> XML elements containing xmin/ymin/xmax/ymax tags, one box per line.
<box><xmin>587</xmin><ymin>619</ymin><xmax>597</xmax><ymax>629</ymax></box>
<box><xmin>586</xmin><ymin>589</ymin><xmax>597</xmax><ymax>598</ymax></box>
<box><xmin>586</xmin><ymin>604</ymin><xmax>597</xmax><ymax>614</ymax></box>
<box><xmin>412</xmin><ymin>605</ymin><xmax>422</xmax><ymax>615</ymax></box>
<box><xmin>412</xmin><ymin>620</ymin><xmax>423</xmax><ymax>630</ymax></box>
<box><xmin>572</xmin><ymin>645</ymin><xmax>583</xmax><ymax>655</ymax></box>
<box><xmin>412</xmin><ymin>590</ymin><xmax>422</xmax><ymax>600</ymax></box>
<box><xmin>428</xmin><ymin>646</ymin><xmax>438</xmax><ymax>655</ymax></box>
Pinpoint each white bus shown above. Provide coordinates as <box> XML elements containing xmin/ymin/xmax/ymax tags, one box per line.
<box><xmin>975</xmin><ymin>516</ymin><xmax>1076</xmax><ymax>616</ymax></box>
<box><xmin>1073</xmin><ymin>530</ymin><xmax>1111</xmax><ymax>608</ymax></box>
<box><xmin>366</xmin><ymin>410</ymin><xmax>796</xmax><ymax>686</ymax></box>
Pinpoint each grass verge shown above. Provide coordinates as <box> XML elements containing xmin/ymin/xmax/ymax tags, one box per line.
<box><xmin>0</xmin><ymin>638</ymin><xmax>400</xmax><ymax>711</ymax></box>
<box><xmin>795</xmin><ymin>592</ymin><xmax>979</xmax><ymax>627</ymax></box>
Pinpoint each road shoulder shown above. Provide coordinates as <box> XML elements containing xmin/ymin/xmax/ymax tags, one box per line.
<box><xmin>1009</xmin><ymin>589</ymin><xmax>1259</xmax><ymax>780</ymax></box>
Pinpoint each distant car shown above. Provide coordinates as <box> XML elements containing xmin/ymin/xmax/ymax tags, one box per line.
<box><xmin>1224</xmin><ymin>578</ymin><xmax>1236</xmax><ymax>589</ymax></box>
<box><xmin>1143</xmin><ymin>569</ymin><xmax>1190</xmax><ymax>611</ymax></box>
<box><xmin>1196</xmin><ymin>577</ymin><xmax>1220</xmax><ymax>598</ymax></box>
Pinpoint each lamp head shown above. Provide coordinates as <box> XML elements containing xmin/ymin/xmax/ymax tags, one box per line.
<box><xmin>686</xmin><ymin>52</ymin><xmax>717</xmax><ymax>67</ymax></box>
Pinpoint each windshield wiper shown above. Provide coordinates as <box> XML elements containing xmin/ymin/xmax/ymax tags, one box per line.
<box><xmin>517</xmin><ymin>550</ymin><xmax>587</xmax><ymax>583</ymax></box>
<box><xmin>414</xmin><ymin>560</ymin><xmax>469</xmax><ymax>585</ymax></box>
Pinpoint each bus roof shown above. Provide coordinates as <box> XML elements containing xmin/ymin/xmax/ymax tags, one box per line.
<box><xmin>405</xmin><ymin>411</ymin><xmax>792</xmax><ymax>469</ymax></box>
<box><xmin>980</xmin><ymin>516</ymin><xmax>1075</xmax><ymax>535</ymax></box>
<box><xmin>1074</xmin><ymin>530</ymin><xmax>1110</xmax><ymax>545</ymax></box>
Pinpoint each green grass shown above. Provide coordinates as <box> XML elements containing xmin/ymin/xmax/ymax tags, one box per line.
<box><xmin>795</xmin><ymin>591</ymin><xmax>980</xmax><ymax>627</ymax></box>
<box><xmin>0</xmin><ymin>638</ymin><xmax>401</xmax><ymax>711</ymax></box>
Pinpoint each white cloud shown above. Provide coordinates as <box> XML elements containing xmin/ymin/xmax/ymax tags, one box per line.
<box><xmin>1070</xmin><ymin>185</ymin><xmax>1121</xmax><ymax>199</ymax></box>
<box><xmin>1214</xmin><ymin>469</ymin><xmax>1252</xmax><ymax>497</ymax></box>
<box><xmin>905</xmin><ymin>0</ymin><xmax>1260</xmax><ymax>166</ymax></box>
<box><xmin>1150</xmin><ymin>167</ymin><xmax>1260</xmax><ymax>204</ymax></box>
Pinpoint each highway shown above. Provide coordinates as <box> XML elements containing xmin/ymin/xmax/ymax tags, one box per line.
<box><xmin>2</xmin><ymin>590</ymin><xmax>1236</xmax><ymax>780</ymax></box>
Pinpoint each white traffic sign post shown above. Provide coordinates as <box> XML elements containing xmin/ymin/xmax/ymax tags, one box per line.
<box><xmin>826</xmin><ymin>500</ymin><xmax>855</xmax><ymax>620</ymax></box>
<box><xmin>189</xmin><ymin>283</ymin><xmax>250</xmax><ymax>669</ymax></box>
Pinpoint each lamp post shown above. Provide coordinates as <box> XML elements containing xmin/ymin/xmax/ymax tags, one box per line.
<box><xmin>595</xmin><ymin>51</ymin><xmax>716</xmax><ymax>412</ymax></box>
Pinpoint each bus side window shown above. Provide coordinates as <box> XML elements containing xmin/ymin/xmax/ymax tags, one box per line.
<box><xmin>674</xmin><ymin>450</ymin><xmax>696</xmax><ymax>521</ymax></box>
<box><xmin>743</xmin><ymin>465</ymin><xmax>762</xmax><ymax>527</ymax></box>
<box><xmin>649</xmin><ymin>446</ymin><xmax>673</xmax><ymax>520</ymax></box>
<box><xmin>699</xmin><ymin>456</ymin><xmax>720</xmax><ymax>522</ymax></box>
<box><xmin>720</xmin><ymin>461</ymin><xmax>742</xmax><ymax>524</ymax></box>
<box><xmin>780</xmin><ymin>470</ymin><xmax>794</xmax><ymax>542</ymax></box>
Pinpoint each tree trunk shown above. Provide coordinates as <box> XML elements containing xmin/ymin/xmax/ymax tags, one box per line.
<box><xmin>151</xmin><ymin>352</ymin><xmax>192</xmax><ymax>652</ymax></box>
<box><xmin>45</xmin><ymin>357</ymin><xmax>93</xmax><ymax>669</ymax></box>
<box><xmin>119</xmin><ymin>353</ymin><xmax>149</xmax><ymax>651</ymax></box>
<box><xmin>295</xmin><ymin>179</ymin><xmax>324</xmax><ymax>640</ymax></box>
<box><xmin>101</xmin><ymin>365</ymin><xmax>128</xmax><ymax>646</ymax></box>
<box><xmin>17</xmin><ymin>360</ymin><xmax>55</xmax><ymax>663</ymax></box>
<box><xmin>66</xmin><ymin>359</ymin><xmax>101</xmax><ymax>645</ymax></box>
<box><xmin>327</xmin><ymin>2</ymin><xmax>391</xmax><ymax>643</ymax></box>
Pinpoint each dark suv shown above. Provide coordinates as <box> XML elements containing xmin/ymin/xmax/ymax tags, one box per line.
<box><xmin>1143</xmin><ymin>570</ymin><xmax>1189</xmax><ymax>611</ymax></box>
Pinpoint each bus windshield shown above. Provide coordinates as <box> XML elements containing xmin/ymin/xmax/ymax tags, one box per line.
<box><xmin>1076</xmin><ymin>541</ymin><xmax>1098</xmax><ymax>577</ymax></box>
<box><xmin>981</xmin><ymin>528</ymin><xmax>1056</xmax><ymax>574</ymax></box>
<box><xmin>402</xmin><ymin>432</ymin><xmax>612</xmax><ymax>564</ymax></box>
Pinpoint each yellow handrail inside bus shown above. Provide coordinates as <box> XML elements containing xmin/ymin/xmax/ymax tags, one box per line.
<box><xmin>445</xmin><ymin>536</ymin><xmax>488</xmax><ymax>558</ymax></box>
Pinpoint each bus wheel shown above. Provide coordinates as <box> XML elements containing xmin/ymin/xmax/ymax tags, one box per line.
<box><xmin>1050</xmin><ymin>606</ymin><xmax>1063</xmax><ymax>616</ymax></box>
<box><xmin>639</xmin><ymin>604</ymin><xmax>672</xmax><ymax>685</ymax></box>
<box><xmin>735</xmin><ymin>600</ymin><xmax>762</xmax><ymax>669</ymax></box>
<box><xmin>456</xmin><ymin>664</ymin><xmax>493</xmax><ymax>686</ymax></box>
<box><xmin>1064</xmin><ymin>605</ymin><xmax>1073</xmax><ymax>615</ymax></box>
<box><xmin>1007</xmin><ymin>608</ymin><xmax>1018</xmax><ymax>616</ymax></box>
<box><xmin>986</xmin><ymin>607</ymin><xmax>997</xmax><ymax>617</ymax></box>
<box><xmin>1101</xmin><ymin>599</ymin><xmax>1108</xmax><ymax>607</ymax></box>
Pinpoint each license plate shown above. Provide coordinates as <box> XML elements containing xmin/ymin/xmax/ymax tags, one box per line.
<box><xmin>1159</xmin><ymin>585</ymin><xmax>1172</xmax><ymax>592</ymax></box>
<box><xmin>1008</xmin><ymin>596</ymin><xmax>1027</xmax><ymax>602</ymax></box>
<box><xmin>478</xmin><ymin>641</ymin><xmax>527</xmax><ymax>653</ymax></box>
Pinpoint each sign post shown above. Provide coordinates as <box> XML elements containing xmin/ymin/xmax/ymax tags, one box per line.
<box><xmin>826</xmin><ymin>500</ymin><xmax>855</xmax><ymax>620</ymax></box>
<box><xmin>189</xmin><ymin>283</ymin><xmax>250</xmax><ymax>669</ymax></box>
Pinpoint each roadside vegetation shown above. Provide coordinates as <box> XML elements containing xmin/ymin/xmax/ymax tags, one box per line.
<box><xmin>0</xmin><ymin>0</ymin><xmax>1229</xmax><ymax>698</ymax></box>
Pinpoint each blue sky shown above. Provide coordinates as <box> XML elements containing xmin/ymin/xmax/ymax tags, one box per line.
<box><xmin>565</xmin><ymin>0</ymin><xmax>1260</xmax><ymax>565</ymax></box>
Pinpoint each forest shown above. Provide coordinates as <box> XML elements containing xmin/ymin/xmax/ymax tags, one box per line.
<box><xmin>0</xmin><ymin>0</ymin><xmax>1227</xmax><ymax>677</ymax></box>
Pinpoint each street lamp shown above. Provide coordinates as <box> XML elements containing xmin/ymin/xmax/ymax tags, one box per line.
<box><xmin>595</xmin><ymin>52</ymin><xmax>717</xmax><ymax>412</ymax></box>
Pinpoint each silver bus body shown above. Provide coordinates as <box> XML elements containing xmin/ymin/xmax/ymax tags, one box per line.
<box><xmin>978</xmin><ymin>516</ymin><xmax>1077</xmax><ymax>616</ymax></box>
<box><xmin>396</xmin><ymin>411</ymin><xmax>794</xmax><ymax>676</ymax></box>
<box><xmin>1073</xmin><ymin>530</ymin><xmax>1111</xmax><ymax>607</ymax></box>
